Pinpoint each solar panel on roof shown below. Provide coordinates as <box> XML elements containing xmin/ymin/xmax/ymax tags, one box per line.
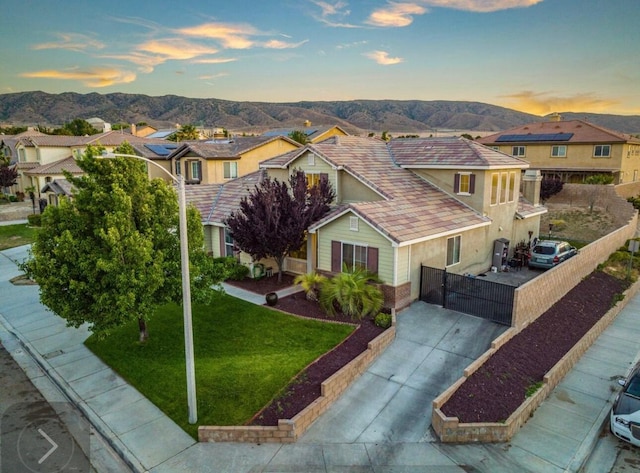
<box><xmin>496</xmin><ymin>133</ymin><xmax>573</xmax><ymax>142</ymax></box>
<box><xmin>145</xmin><ymin>144</ymin><xmax>173</xmax><ymax>156</ymax></box>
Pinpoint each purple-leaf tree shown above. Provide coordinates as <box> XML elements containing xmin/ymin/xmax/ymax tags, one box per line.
<box><xmin>0</xmin><ymin>159</ymin><xmax>18</xmax><ymax>198</ymax></box>
<box><xmin>225</xmin><ymin>169</ymin><xmax>335</xmax><ymax>283</ymax></box>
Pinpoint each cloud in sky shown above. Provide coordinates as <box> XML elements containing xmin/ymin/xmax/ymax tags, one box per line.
<box><xmin>501</xmin><ymin>90</ymin><xmax>621</xmax><ymax>115</ymax></box>
<box><xmin>32</xmin><ymin>33</ymin><xmax>105</xmax><ymax>52</ymax></box>
<box><xmin>366</xmin><ymin>3</ymin><xmax>427</xmax><ymax>27</ymax></box>
<box><xmin>262</xmin><ymin>39</ymin><xmax>309</xmax><ymax>49</ymax></box>
<box><xmin>192</xmin><ymin>57</ymin><xmax>237</xmax><ymax>64</ymax></box>
<box><xmin>419</xmin><ymin>0</ymin><xmax>543</xmax><ymax>13</ymax></box>
<box><xmin>176</xmin><ymin>22</ymin><xmax>259</xmax><ymax>49</ymax></box>
<box><xmin>137</xmin><ymin>38</ymin><xmax>219</xmax><ymax>60</ymax></box>
<box><xmin>21</xmin><ymin>67</ymin><xmax>136</xmax><ymax>87</ymax></box>
<box><xmin>198</xmin><ymin>72</ymin><xmax>229</xmax><ymax>80</ymax></box>
<box><xmin>364</xmin><ymin>50</ymin><xmax>404</xmax><ymax>65</ymax></box>
<box><xmin>310</xmin><ymin>0</ymin><xmax>360</xmax><ymax>27</ymax></box>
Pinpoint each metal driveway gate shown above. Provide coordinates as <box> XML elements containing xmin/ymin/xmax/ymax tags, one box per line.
<box><xmin>420</xmin><ymin>266</ymin><xmax>514</xmax><ymax>326</ymax></box>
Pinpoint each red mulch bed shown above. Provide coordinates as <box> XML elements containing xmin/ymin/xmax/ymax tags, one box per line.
<box><xmin>440</xmin><ymin>271</ymin><xmax>628</xmax><ymax>423</ymax></box>
<box><xmin>226</xmin><ymin>274</ymin><xmax>386</xmax><ymax>426</ymax></box>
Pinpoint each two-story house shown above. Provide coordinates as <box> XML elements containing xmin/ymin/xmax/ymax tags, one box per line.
<box><xmin>187</xmin><ymin>136</ymin><xmax>545</xmax><ymax>311</ymax></box>
<box><xmin>8</xmin><ymin>130</ymin><xmax>174</xmax><ymax>200</ymax></box>
<box><xmin>478</xmin><ymin>116</ymin><xmax>640</xmax><ymax>184</ymax></box>
<box><xmin>165</xmin><ymin>136</ymin><xmax>301</xmax><ymax>185</ymax></box>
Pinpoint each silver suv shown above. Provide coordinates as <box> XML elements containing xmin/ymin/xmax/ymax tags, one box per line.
<box><xmin>528</xmin><ymin>240</ymin><xmax>577</xmax><ymax>269</ymax></box>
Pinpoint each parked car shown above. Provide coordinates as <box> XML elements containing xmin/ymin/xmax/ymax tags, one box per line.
<box><xmin>527</xmin><ymin>240</ymin><xmax>577</xmax><ymax>269</ymax></box>
<box><xmin>611</xmin><ymin>361</ymin><xmax>640</xmax><ymax>447</ymax></box>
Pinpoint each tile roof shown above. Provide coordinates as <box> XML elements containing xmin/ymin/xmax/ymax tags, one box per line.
<box><xmin>301</xmin><ymin>136</ymin><xmax>493</xmax><ymax>245</ymax></box>
<box><xmin>478</xmin><ymin>119</ymin><xmax>640</xmax><ymax>145</ymax></box>
<box><xmin>184</xmin><ymin>171</ymin><xmax>266</xmax><ymax>224</ymax></box>
<box><xmin>516</xmin><ymin>196</ymin><xmax>547</xmax><ymax>219</ymax></box>
<box><xmin>193</xmin><ymin>136</ymin><xmax>537</xmax><ymax>246</ymax></box>
<box><xmin>262</xmin><ymin>125</ymin><xmax>345</xmax><ymax>141</ymax></box>
<box><xmin>41</xmin><ymin>179</ymin><xmax>74</xmax><ymax>196</ymax></box>
<box><xmin>389</xmin><ymin>137</ymin><xmax>530</xmax><ymax>169</ymax></box>
<box><xmin>171</xmin><ymin>136</ymin><xmax>300</xmax><ymax>160</ymax></box>
<box><xmin>24</xmin><ymin>156</ymin><xmax>83</xmax><ymax>175</ymax></box>
<box><xmin>18</xmin><ymin>131</ymin><xmax>169</xmax><ymax>148</ymax></box>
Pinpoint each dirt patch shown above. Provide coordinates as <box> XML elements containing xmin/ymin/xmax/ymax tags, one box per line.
<box><xmin>540</xmin><ymin>206</ymin><xmax>620</xmax><ymax>244</ymax></box>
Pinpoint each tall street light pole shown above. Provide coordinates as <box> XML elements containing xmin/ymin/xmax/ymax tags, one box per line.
<box><xmin>103</xmin><ymin>152</ymin><xmax>197</xmax><ymax>424</ymax></box>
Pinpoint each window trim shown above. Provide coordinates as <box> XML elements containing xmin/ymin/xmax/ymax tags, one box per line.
<box><xmin>446</xmin><ymin>235</ymin><xmax>461</xmax><ymax>267</ymax></box>
<box><xmin>190</xmin><ymin>160</ymin><xmax>201</xmax><ymax>180</ymax></box>
<box><xmin>512</xmin><ymin>146</ymin><xmax>526</xmax><ymax>157</ymax></box>
<box><xmin>331</xmin><ymin>240</ymin><xmax>378</xmax><ymax>275</ymax></box>
<box><xmin>454</xmin><ymin>172</ymin><xmax>475</xmax><ymax>195</ymax></box>
<box><xmin>551</xmin><ymin>145</ymin><xmax>567</xmax><ymax>157</ymax></box>
<box><xmin>223</xmin><ymin>161</ymin><xmax>238</xmax><ymax>179</ymax></box>
<box><xmin>594</xmin><ymin>144</ymin><xmax>611</xmax><ymax>158</ymax></box>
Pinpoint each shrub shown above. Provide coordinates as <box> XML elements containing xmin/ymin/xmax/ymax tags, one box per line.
<box><xmin>27</xmin><ymin>214</ymin><xmax>42</xmax><ymax>226</ymax></box>
<box><xmin>540</xmin><ymin>177</ymin><xmax>563</xmax><ymax>201</ymax></box>
<box><xmin>319</xmin><ymin>267</ymin><xmax>384</xmax><ymax>320</ymax></box>
<box><xmin>374</xmin><ymin>312</ymin><xmax>392</xmax><ymax>329</ymax></box>
<box><xmin>628</xmin><ymin>195</ymin><xmax>640</xmax><ymax>210</ymax></box>
<box><xmin>293</xmin><ymin>272</ymin><xmax>327</xmax><ymax>301</ymax></box>
<box><xmin>8</xmin><ymin>195</ymin><xmax>18</xmax><ymax>202</ymax></box>
<box><xmin>215</xmin><ymin>256</ymin><xmax>249</xmax><ymax>280</ymax></box>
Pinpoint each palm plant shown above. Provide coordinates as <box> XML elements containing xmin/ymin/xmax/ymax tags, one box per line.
<box><xmin>293</xmin><ymin>271</ymin><xmax>327</xmax><ymax>301</ymax></box>
<box><xmin>319</xmin><ymin>267</ymin><xmax>384</xmax><ymax>320</ymax></box>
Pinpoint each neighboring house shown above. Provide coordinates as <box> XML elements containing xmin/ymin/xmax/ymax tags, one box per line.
<box><xmin>25</xmin><ymin>157</ymin><xmax>83</xmax><ymax>205</ymax></box>
<box><xmin>188</xmin><ymin>136</ymin><xmax>545</xmax><ymax>310</ymax></box>
<box><xmin>86</xmin><ymin>117</ymin><xmax>112</xmax><ymax>132</ymax></box>
<box><xmin>478</xmin><ymin>115</ymin><xmax>640</xmax><ymax>184</ymax></box>
<box><xmin>129</xmin><ymin>124</ymin><xmax>158</xmax><ymax>137</ymax></box>
<box><xmin>8</xmin><ymin>131</ymin><xmax>176</xmax><ymax>196</ymax></box>
<box><xmin>166</xmin><ymin>136</ymin><xmax>301</xmax><ymax>185</ymax></box>
<box><xmin>263</xmin><ymin>122</ymin><xmax>349</xmax><ymax>143</ymax></box>
<box><xmin>41</xmin><ymin>178</ymin><xmax>75</xmax><ymax>206</ymax></box>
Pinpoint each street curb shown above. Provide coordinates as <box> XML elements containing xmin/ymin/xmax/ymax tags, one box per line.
<box><xmin>0</xmin><ymin>312</ymin><xmax>146</xmax><ymax>473</ymax></box>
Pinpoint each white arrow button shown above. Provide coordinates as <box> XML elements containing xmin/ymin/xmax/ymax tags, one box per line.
<box><xmin>37</xmin><ymin>428</ymin><xmax>58</xmax><ymax>464</ymax></box>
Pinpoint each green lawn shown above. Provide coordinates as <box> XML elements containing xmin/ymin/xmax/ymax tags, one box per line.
<box><xmin>0</xmin><ymin>223</ymin><xmax>38</xmax><ymax>250</ymax></box>
<box><xmin>85</xmin><ymin>294</ymin><xmax>354</xmax><ymax>439</ymax></box>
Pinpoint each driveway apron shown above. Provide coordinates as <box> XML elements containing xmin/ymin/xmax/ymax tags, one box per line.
<box><xmin>299</xmin><ymin>302</ymin><xmax>508</xmax><ymax>444</ymax></box>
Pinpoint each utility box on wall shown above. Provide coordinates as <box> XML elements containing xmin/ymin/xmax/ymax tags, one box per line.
<box><xmin>493</xmin><ymin>238</ymin><xmax>510</xmax><ymax>270</ymax></box>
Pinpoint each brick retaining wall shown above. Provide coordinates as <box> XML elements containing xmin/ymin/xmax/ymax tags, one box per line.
<box><xmin>199</xmin><ymin>321</ymin><xmax>396</xmax><ymax>443</ymax></box>
<box><xmin>432</xmin><ymin>277</ymin><xmax>640</xmax><ymax>443</ymax></box>
<box><xmin>431</xmin><ymin>183</ymin><xmax>639</xmax><ymax>443</ymax></box>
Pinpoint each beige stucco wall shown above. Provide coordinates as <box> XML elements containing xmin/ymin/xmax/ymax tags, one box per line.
<box><xmin>488</xmin><ymin>143</ymin><xmax>640</xmax><ymax>184</ymax></box>
<box><xmin>339</xmin><ymin>172</ymin><xmax>383</xmax><ymax>203</ymax></box>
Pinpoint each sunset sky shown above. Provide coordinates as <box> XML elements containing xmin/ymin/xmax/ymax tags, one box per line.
<box><xmin>2</xmin><ymin>0</ymin><xmax>638</xmax><ymax>116</ymax></box>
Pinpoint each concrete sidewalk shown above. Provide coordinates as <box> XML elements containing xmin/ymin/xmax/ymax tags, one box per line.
<box><xmin>1</xmin><ymin>244</ymin><xmax>638</xmax><ymax>472</ymax></box>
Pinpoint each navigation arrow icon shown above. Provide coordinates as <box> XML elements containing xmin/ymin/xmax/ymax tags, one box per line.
<box><xmin>37</xmin><ymin>428</ymin><xmax>58</xmax><ymax>464</ymax></box>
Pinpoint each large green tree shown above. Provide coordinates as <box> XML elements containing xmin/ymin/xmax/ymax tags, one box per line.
<box><xmin>52</xmin><ymin>119</ymin><xmax>100</xmax><ymax>136</ymax></box>
<box><xmin>288</xmin><ymin>130</ymin><xmax>310</xmax><ymax>145</ymax></box>
<box><xmin>22</xmin><ymin>143</ymin><xmax>225</xmax><ymax>342</ymax></box>
<box><xmin>170</xmin><ymin>124</ymin><xmax>199</xmax><ymax>142</ymax></box>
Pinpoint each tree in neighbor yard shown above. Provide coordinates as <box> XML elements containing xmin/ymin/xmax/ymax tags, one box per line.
<box><xmin>0</xmin><ymin>154</ymin><xmax>18</xmax><ymax>198</ymax></box>
<box><xmin>225</xmin><ymin>170</ymin><xmax>335</xmax><ymax>283</ymax></box>
<box><xmin>21</xmin><ymin>143</ymin><xmax>226</xmax><ymax>342</ymax></box>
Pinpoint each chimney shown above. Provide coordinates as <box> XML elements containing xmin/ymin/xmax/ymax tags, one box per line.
<box><xmin>522</xmin><ymin>170</ymin><xmax>542</xmax><ymax>206</ymax></box>
<box><xmin>549</xmin><ymin>112</ymin><xmax>562</xmax><ymax>122</ymax></box>
<box><xmin>131</xmin><ymin>123</ymin><xmax>137</xmax><ymax>136</ymax></box>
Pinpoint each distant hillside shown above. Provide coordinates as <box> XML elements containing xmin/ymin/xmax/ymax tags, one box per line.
<box><xmin>1</xmin><ymin>91</ymin><xmax>639</xmax><ymax>135</ymax></box>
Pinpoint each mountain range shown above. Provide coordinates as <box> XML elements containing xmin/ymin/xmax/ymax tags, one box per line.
<box><xmin>1</xmin><ymin>91</ymin><xmax>639</xmax><ymax>135</ymax></box>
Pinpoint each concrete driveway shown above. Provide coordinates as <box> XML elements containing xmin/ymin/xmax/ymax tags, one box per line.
<box><xmin>299</xmin><ymin>302</ymin><xmax>509</xmax><ymax>444</ymax></box>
